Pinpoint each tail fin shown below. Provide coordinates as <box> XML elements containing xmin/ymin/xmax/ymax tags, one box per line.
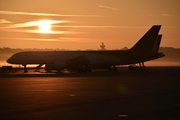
<box><xmin>153</xmin><ymin>34</ymin><xmax>162</xmax><ymax>53</ymax></box>
<box><xmin>130</xmin><ymin>25</ymin><xmax>161</xmax><ymax>53</ymax></box>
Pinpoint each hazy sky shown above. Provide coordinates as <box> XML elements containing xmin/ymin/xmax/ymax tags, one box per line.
<box><xmin>0</xmin><ymin>0</ymin><xmax>180</xmax><ymax>50</ymax></box>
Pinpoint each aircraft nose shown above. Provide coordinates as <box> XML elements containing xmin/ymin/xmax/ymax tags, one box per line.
<box><xmin>7</xmin><ymin>57</ymin><xmax>12</xmax><ymax>63</ymax></box>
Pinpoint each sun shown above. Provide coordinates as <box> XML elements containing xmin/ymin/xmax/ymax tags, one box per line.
<box><xmin>38</xmin><ymin>20</ymin><xmax>51</xmax><ymax>33</ymax></box>
<box><xmin>27</xmin><ymin>19</ymin><xmax>69</xmax><ymax>34</ymax></box>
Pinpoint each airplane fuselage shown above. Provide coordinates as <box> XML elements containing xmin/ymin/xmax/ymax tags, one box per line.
<box><xmin>7</xmin><ymin>50</ymin><xmax>164</xmax><ymax>65</ymax></box>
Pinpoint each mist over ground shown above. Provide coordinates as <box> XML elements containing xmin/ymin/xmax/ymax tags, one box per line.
<box><xmin>0</xmin><ymin>47</ymin><xmax>180</xmax><ymax>66</ymax></box>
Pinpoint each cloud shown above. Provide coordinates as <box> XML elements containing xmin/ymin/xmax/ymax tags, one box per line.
<box><xmin>0</xmin><ymin>20</ymin><xmax>69</xmax><ymax>29</ymax></box>
<box><xmin>163</xmin><ymin>26</ymin><xmax>180</xmax><ymax>28</ymax></box>
<box><xmin>0</xmin><ymin>37</ymin><xmax>59</xmax><ymax>41</ymax></box>
<box><xmin>0</xmin><ymin>20</ymin><xmax>86</xmax><ymax>34</ymax></box>
<box><xmin>28</xmin><ymin>30</ymin><xmax>85</xmax><ymax>34</ymax></box>
<box><xmin>56</xmin><ymin>37</ymin><xmax>99</xmax><ymax>42</ymax></box>
<box><xmin>0</xmin><ymin>28</ymin><xmax>86</xmax><ymax>34</ymax></box>
<box><xmin>98</xmin><ymin>5</ymin><xmax>120</xmax><ymax>11</ymax></box>
<box><xmin>161</xmin><ymin>13</ymin><xmax>170</xmax><ymax>17</ymax></box>
<box><xmin>0</xmin><ymin>10</ymin><xmax>105</xmax><ymax>17</ymax></box>
<box><xmin>0</xmin><ymin>19</ymin><xmax>12</xmax><ymax>24</ymax></box>
<box><xmin>0</xmin><ymin>37</ymin><xmax>96</xmax><ymax>42</ymax></box>
<box><xmin>53</xmin><ymin>25</ymin><xmax>148</xmax><ymax>29</ymax></box>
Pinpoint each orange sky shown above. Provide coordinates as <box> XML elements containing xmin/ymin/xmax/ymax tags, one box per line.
<box><xmin>0</xmin><ymin>0</ymin><xmax>180</xmax><ymax>50</ymax></box>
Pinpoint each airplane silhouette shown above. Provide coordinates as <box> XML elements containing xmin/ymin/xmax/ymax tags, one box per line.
<box><xmin>7</xmin><ymin>25</ymin><xmax>164</xmax><ymax>73</ymax></box>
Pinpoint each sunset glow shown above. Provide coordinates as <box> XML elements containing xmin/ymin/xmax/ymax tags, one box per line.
<box><xmin>0</xmin><ymin>0</ymin><xmax>180</xmax><ymax>49</ymax></box>
<box><xmin>38</xmin><ymin>20</ymin><xmax>51</xmax><ymax>33</ymax></box>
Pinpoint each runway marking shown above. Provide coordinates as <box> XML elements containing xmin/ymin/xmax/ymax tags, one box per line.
<box><xmin>45</xmin><ymin>90</ymin><xmax>58</xmax><ymax>92</ymax></box>
<box><xmin>29</xmin><ymin>90</ymin><xmax>59</xmax><ymax>92</ymax></box>
<box><xmin>69</xmin><ymin>94</ymin><xmax>75</xmax><ymax>97</ymax></box>
<box><xmin>118</xmin><ymin>114</ymin><xmax>128</xmax><ymax>117</ymax></box>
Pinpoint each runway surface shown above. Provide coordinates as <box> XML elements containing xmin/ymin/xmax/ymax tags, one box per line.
<box><xmin>0</xmin><ymin>67</ymin><xmax>180</xmax><ymax>120</ymax></box>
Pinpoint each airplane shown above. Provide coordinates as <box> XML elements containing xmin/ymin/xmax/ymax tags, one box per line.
<box><xmin>7</xmin><ymin>25</ymin><xmax>165</xmax><ymax>73</ymax></box>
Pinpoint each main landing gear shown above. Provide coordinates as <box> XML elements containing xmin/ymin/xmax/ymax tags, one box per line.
<box><xmin>128</xmin><ymin>62</ymin><xmax>145</xmax><ymax>71</ymax></box>
<box><xmin>23</xmin><ymin>64</ymin><xmax>28</xmax><ymax>73</ymax></box>
<box><xmin>35</xmin><ymin>64</ymin><xmax>44</xmax><ymax>72</ymax></box>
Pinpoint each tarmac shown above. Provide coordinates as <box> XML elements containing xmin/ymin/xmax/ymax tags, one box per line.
<box><xmin>0</xmin><ymin>67</ymin><xmax>180</xmax><ymax>120</ymax></box>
